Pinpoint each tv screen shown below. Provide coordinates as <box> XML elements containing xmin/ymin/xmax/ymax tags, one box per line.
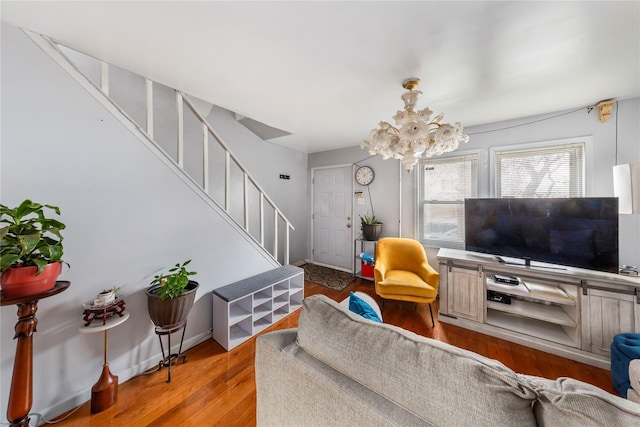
<box><xmin>464</xmin><ymin>198</ymin><xmax>619</xmax><ymax>273</ymax></box>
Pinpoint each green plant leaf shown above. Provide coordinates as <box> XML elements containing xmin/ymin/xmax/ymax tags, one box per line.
<box><xmin>18</xmin><ymin>233</ymin><xmax>41</xmax><ymax>256</ymax></box>
<box><xmin>32</xmin><ymin>258</ymin><xmax>49</xmax><ymax>275</ymax></box>
<box><xmin>44</xmin><ymin>204</ymin><xmax>61</xmax><ymax>215</ymax></box>
<box><xmin>149</xmin><ymin>260</ymin><xmax>196</xmax><ymax>299</ymax></box>
<box><xmin>0</xmin><ymin>254</ymin><xmax>20</xmax><ymax>271</ymax></box>
<box><xmin>359</xmin><ymin>211</ymin><xmax>378</xmax><ymax>224</ymax></box>
<box><xmin>15</xmin><ymin>200</ymin><xmax>41</xmax><ymax>221</ymax></box>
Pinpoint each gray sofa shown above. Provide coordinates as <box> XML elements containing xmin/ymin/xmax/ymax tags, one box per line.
<box><xmin>255</xmin><ymin>294</ymin><xmax>640</xmax><ymax>426</ymax></box>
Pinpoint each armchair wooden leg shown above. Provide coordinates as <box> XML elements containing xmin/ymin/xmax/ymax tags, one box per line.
<box><xmin>428</xmin><ymin>304</ymin><xmax>435</xmax><ymax>328</ymax></box>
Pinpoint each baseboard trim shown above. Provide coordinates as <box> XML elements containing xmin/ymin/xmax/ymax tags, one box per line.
<box><xmin>36</xmin><ymin>330</ymin><xmax>212</xmax><ymax>423</ymax></box>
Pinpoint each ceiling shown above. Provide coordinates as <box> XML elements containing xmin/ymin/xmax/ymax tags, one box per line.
<box><xmin>2</xmin><ymin>1</ymin><xmax>639</xmax><ymax>154</ymax></box>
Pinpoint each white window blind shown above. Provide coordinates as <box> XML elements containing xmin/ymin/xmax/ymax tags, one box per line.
<box><xmin>418</xmin><ymin>155</ymin><xmax>478</xmax><ymax>248</ymax></box>
<box><xmin>495</xmin><ymin>143</ymin><xmax>585</xmax><ymax>198</ymax></box>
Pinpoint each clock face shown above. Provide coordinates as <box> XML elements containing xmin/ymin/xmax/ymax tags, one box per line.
<box><xmin>355</xmin><ymin>166</ymin><xmax>375</xmax><ymax>186</ymax></box>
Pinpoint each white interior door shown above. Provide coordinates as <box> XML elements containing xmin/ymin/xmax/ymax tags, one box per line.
<box><xmin>312</xmin><ymin>166</ymin><xmax>353</xmax><ymax>271</ymax></box>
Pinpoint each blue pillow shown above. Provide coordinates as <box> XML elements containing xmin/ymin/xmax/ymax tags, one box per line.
<box><xmin>348</xmin><ymin>292</ymin><xmax>382</xmax><ymax>323</ymax></box>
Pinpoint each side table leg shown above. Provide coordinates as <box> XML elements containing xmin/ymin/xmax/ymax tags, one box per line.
<box><xmin>7</xmin><ymin>301</ymin><xmax>38</xmax><ymax>427</ymax></box>
<box><xmin>90</xmin><ymin>330</ymin><xmax>118</xmax><ymax>413</ymax></box>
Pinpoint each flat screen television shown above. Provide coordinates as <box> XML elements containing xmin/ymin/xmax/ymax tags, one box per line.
<box><xmin>464</xmin><ymin>198</ymin><xmax>619</xmax><ymax>273</ymax></box>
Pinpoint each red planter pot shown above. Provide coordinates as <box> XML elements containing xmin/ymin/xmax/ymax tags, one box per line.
<box><xmin>0</xmin><ymin>262</ymin><xmax>62</xmax><ymax>298</ymax></box>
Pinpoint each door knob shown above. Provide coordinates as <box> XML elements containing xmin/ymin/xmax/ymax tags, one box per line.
<box><xmin>347</xmin><ymin>223</ymin><xmax>352</xmax><ymax>228</ymax></box>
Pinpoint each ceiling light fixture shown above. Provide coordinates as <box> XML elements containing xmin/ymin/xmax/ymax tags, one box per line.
<box><xmin>361</xmin><ymin>78</ymin><xmax>469</xmax><ymax>172</ymax></box>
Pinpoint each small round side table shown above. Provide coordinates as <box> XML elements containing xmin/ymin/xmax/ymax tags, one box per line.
<box><xmin>79</xmin><ymin>311</ymin><xmax>129</xmax><ymax>413</ymax></box>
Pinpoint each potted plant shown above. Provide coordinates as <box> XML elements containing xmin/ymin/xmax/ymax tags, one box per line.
<box><xmin>94</xmin><ymin>286</ymin><xmax>121</xmax><ymax>307</ymax></box>
<box><xmin>146</xmin><ymin>260</ymin><xmax>198</xmax><ymax>328</ymax></box>
<box><xmin>360</xmin><ymin>212</ymin><xmax>383</xmax><ymax>241</ymax></box>
<box><xmin>0</xmin><ymin>199</ymin><xmax>66</xmax><ymax>298</ymax></box>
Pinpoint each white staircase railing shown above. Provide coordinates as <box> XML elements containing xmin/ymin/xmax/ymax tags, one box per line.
<box><xmin>26</xmin><ymin>30</ymin><xmax>293</xmax><ymax>265</ymax></box>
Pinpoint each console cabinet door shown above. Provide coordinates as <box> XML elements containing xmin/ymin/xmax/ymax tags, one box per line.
<box><xmin>582</xmin><ymin>288</ymin><xmax>640</xmax><ymax>357</ymax></box>
<box><xmin>447</xmin><ymin>266</ymin><xmax>484</xmax><ymax>322</ymax></box>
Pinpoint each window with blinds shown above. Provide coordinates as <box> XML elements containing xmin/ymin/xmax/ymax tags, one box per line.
<box><xmin>495</xmin><ymin>143</ymin><xmax>585</xmax><ymax>197</ymax></box>
<box><xmin>418</xmin><ymin>155</ymin><xmax>478</xmax><ymax>248</ymax></box>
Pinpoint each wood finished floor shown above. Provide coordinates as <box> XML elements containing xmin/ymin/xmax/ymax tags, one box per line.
<box><xmin>54</xmin><ymin>278</ymin><xmax>616</xmax><ymax>426</ymax></box>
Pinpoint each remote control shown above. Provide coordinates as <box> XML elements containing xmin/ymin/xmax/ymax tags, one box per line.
<box><xmin>494</xmin><ymin>274</ymin><xmax>520</xmax><ymax>285</ymax></box>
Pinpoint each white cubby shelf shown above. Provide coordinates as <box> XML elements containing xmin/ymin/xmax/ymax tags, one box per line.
<box><xmin>212</xmin><ymin>265</ymin><xmax>304</xmax><ymax>350</ymax></box>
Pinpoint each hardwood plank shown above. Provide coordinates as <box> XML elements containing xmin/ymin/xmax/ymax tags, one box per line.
<box><xmin>53</xmin><ymin>278</ymin><xmax>617</xmax><ymax>426</ymax></box>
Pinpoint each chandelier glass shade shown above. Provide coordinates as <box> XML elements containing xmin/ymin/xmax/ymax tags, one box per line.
<box><xmin>361</xmin><ymin>78</ymin><xmax>469</xmax><ymax>172</ymax></box>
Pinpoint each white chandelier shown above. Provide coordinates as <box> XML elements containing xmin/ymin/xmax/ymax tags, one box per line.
<box><xmin>361</xmin><ymin>78</ymin><xmax>469</xmax><ymax>172</ymax></box>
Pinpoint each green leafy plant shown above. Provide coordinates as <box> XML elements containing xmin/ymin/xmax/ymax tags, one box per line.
<box><xmin>149</xmin><ymin>260</ymin><xmax>197</xmax><ymax>300</ymax></box>
<box><xmin>359</xmin><ymin>212</ymin><xmax>380</xmax><ymax>225</ymax></box>
<box><xmin>0</xmin><ymin>199</ymin><xmax>66</xmax><ymax>274</ymax></box>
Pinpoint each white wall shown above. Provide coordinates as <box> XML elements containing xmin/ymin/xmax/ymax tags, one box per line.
<box><xmin>308</xmin><ymin>98</ymin><xmax>640</xmax><ymax>268</ymax></box>
<box><xmin>0</xmin><ymin>22</ymin><xmax>291</xmax><ymax>421</ymax></box>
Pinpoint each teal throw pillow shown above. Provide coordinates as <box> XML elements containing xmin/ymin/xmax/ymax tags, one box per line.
<box><xmin>348</xmin><ymin>292</ymin><xmax>382</xmax><ymax>323</ymax></box>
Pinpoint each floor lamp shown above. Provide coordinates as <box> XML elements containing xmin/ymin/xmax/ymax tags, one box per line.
<box><xmin>613</xmin><ymin>162</ymin><xmax>640</xmax><ymax>276</ymax></box>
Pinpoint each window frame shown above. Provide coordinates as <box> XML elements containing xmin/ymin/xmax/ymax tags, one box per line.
<box><xmin>415</xmin><ymin>149</ymin><xmax>481</xmax><ymax>249</ymax></box>
<box><xmin>489</xmin><ymin>136</ymin><xmax>592</xmax><ymax>198</ymax></box>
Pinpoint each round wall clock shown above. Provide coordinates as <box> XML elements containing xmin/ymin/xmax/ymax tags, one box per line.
<box><xmin>355</xmin><ymin>166</ymin><xmax>375</xmax><ymax>186</ymax></box>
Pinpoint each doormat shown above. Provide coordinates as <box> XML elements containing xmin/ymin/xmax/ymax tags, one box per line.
<box><xmin>303</xmin><ymin>264</ymin><xmax>354</xmax><ymax>291</ymax></box>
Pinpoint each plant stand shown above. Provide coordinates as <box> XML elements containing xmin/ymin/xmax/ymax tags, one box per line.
<box><xmin>155</xmin><ymin>321</ymin><xmax>187</xmax><ymax>383</ymax></box>
<box><xmin>0</xmin><ymin>281</ymin><xmax>70</xmax><ymax>427</ymax></box>
<box><xmin>79</xmin><ymin>312</ymin><xmax>130</xmax><ymax>413</ymax></box>
<box><xmin>82</xmin><ymin>298</ymin><xmax>126</xmax><ymax>326</ymax></box>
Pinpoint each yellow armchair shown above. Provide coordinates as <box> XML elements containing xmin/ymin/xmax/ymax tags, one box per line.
<box><xmin>374</xmin><ymin>237</ymin><xmax>440</xmax><ymax>326</ymax></box>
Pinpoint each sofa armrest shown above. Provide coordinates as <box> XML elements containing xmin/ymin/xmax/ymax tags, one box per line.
<box><xmin>524</xmin><ymin>375</ymin><xmax>640</xmax><ymax>425</ymax></box>
<box><xmin>256</xmin><ymin>328</ymin><xmax>297</xmax><ymax>351</ymax></box>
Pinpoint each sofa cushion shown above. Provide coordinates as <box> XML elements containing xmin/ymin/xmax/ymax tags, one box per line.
<box><xmin>256</xmin><ymin>330</ymin><xmax>431</xmax><ymax>426</ymax></box>
<box><xmin>525</xmin><ymin>376</ymin><xmax>640</xmax><ymax>426</ymax></box>
<box><xmin>348</xmin><ymin>291</ymin><xmax>382</xmax><ymax>322</ymax></box>
<box><xmin>297</xmin><ymin>295</ymin><xmax>537</xmax><ymax>426</ymax></box>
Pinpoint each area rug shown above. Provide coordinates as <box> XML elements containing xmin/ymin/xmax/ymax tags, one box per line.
<box><xmin>303</xmin><ymin>264</ymin><xmax>354</xmax><ymax>291</ymax></box>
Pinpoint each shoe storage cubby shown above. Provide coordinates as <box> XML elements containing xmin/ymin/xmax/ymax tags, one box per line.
<box><xmin>212</xmin><ymin>265</ymin><xmax>304</xmax><ymax>350</ymax></box>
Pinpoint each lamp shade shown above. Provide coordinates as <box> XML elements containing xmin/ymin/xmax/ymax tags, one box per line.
<box><xmin>613</xmin><ymin>162</ymin><xmax>640</xmax><ymax>214</ymax></box>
